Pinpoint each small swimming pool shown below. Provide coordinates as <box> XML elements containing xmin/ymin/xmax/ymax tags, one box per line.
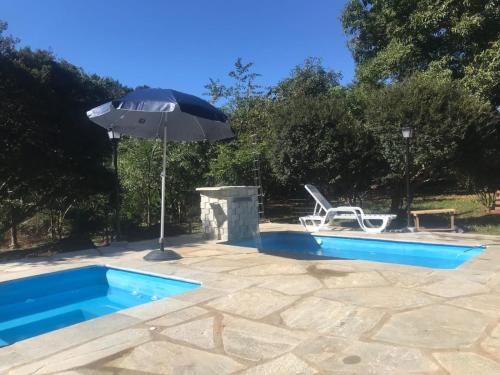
<box><xmin>229</xmin><ymin>232</ymin><xmax>485</xmax><ymax>269</ymax></box>
<box><xmin>0</xmin><ymin>266</ymin><xmax>200</xmax><ymax>347</ymax></box>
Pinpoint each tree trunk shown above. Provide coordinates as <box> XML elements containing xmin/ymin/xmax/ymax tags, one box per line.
<box><xmin>9</xmin><ymin>207</ymin><xmax>19</xmax><ymax>249</ymax></box>
<box><xmin>146</xmin><ymin>195</ymin><xmax>151</xmax><ymax>228</ymax></box>
<box><xmin>49</xmin><ymin>211</ymin><xmax>56</xmax><ymax>240</ymax></box>
<box><xmin>390</xmin><ymin>184</ymin><xmax>403</xmax><ymax>214</ymax></box>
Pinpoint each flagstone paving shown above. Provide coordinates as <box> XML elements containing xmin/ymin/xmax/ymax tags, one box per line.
<box><xmin>161</xmin><ymin>316</ymin><xmax>216</xmax><ymax>349</ymax></box>
<box><xmin>323</xmin><ymin>270</ymin><xmax>389</xmax><ymax>288</ymax></box>
<box><xmin>372</xmin><ymin>304</ymin><xmax>491</xmax><ymax>349</ymax></box>
<box><xmin>280</xmin><ymin>296</ymin><xmax>385</xmax><ymax>337</ymax></box>
<box><xmin>1</xmin><ymin>223</ymin><xmax>500</xmax><ymax>374</ymax></box>
<box><xmin>318</xmin><ymin>338</ymin><xmax>441</xmax><ymax>374</ymax></box>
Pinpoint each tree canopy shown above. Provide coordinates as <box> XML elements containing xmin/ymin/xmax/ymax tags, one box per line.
<box><xmin>1</xmin><ymin>3</ymin><xmax>500</xmax><ymax>249</ymax></box>
<box><xmin>342</xmin><ymin>0</ymin><xmax>500</xmax><ymax>106</ymax></box>
<box><xmin>0</xmin><ymin>22</ymin><xmax>126</xmax><ymax>245</ymax></box>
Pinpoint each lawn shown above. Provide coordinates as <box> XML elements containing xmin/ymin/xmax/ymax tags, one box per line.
<box><xmin>268</xmin><ymin>194</ymin><xmax>500</xmax><ymax>235</ymax></box>
<box><xmin>410</xmin><ymin>195</ymin><xmax>500</xmax><ymax>235</ymax></box>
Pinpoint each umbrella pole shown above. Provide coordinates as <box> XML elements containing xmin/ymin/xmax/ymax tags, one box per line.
<box><xmin>159</xmin><ymin>125</ymin><xmax>167</xmax><ymax>252</ymax></box>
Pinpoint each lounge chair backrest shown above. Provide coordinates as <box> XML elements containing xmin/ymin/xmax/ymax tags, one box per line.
<box><xmin>305</xmin><ymin>184</ymin><xmax>333</xmax><ymax>214</ymax></box>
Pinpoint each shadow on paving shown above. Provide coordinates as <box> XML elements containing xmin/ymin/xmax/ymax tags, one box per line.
<box><xmin>0</xmin><ymin>232</ymin><xmax>213</xmax><ymax>266</ymax></box>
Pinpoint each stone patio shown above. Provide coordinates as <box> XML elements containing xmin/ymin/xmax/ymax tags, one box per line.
<box><xmin>1</xmin><ymin>223</ymin><xmax>500</xmax><ymax>374</ymax></box>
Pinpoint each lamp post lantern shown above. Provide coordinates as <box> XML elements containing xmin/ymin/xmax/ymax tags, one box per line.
<box><xmin>401</xmin><ymin>126</ymin><xmax>413</xmax><ymax>228</ymax></box>
<box><xmin>108</xmin><ymin>129</ymin><xmax>121</xmax><ymax>241</ymax></box>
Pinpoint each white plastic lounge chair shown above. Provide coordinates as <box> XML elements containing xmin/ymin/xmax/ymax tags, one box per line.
<box><xmin>299</xmin><ymin>184</ymin><xmax>396</xmax><ymax>234</ymax></box>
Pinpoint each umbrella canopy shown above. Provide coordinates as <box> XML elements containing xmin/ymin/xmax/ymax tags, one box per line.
<box><xmin>87</xmin><ymin>88</ymin><xmax>233</xmax><ymax>257</ymax></box>
<box><xmin>87</xmin><ymin>88</ymin><xmax>233</xmax><ymax>141</ymax></box>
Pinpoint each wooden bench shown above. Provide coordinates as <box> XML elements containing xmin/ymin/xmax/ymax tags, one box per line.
<box><xmin>410</xmin><ymin>209</ymin><xmax>456</xmax><ymax>232</ymax></box>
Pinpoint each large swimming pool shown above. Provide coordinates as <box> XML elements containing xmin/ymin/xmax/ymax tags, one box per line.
<box><xmin>229</xmin><ymin>232</ymin><xmax>485</xmax><ymax>269</ymax></box>
<box><xmin>0</xmin><ymin>266</ymin><xmax>200</xmax><ymax>347</ymax></box>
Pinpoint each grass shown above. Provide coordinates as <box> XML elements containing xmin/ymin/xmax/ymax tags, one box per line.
<box><xmin>412</xmin><ymin>195</ymin><xmax>500</xmax><ymax>235</ymax></box>
<box><xmin>268</xmin><ymin>194</ymin><xmax>500</xmax><ymax>235</ymax></box>
<box><xmin>359</xmin><ymin>195</ymin><xmax>500</xmax><ymax>235</ymax></box>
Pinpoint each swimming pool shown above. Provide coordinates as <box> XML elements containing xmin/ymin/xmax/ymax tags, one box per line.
<box><xmin>229</xmin><ymin>232</ymin><xmax>485</xmax><ymax>269</ymax></box>
<box><xmin>0</xmin><ymin>266</ymin><xmax>200</xmax><ymax>347</ymax></box>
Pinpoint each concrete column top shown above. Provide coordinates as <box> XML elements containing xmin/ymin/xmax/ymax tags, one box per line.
<box><xmin>196</xmin><ymin>186</ymin><xmax>257</xmax><ymax>192</ymax></box>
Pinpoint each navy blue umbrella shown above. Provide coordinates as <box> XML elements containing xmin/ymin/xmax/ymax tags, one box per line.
<box><xmin>87</xmin><ymin>88</ymin><xmax>233</xmax><ymax>255</ymax></box>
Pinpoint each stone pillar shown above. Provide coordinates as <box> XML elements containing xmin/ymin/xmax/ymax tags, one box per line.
<box><xmin>196</xmin><ymin>186</ymin><xmax>258</xmax><ymax>241</ymax></box>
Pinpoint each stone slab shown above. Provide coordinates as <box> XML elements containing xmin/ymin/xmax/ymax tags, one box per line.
<box><xmin>201</xmin><ymin>274</ymin><xmax>258</xmax><ymax>292</ymax></box>
<box><xmin>208</xmin><ymin>287</ymin><xmax>298</xmax><ymax>319</ymax></box>
<box><xmin>171</xmin><ymin>287</ymin><xmax>225</xmax><ymax>304</ymax></box>
<box><xmin>147</xmin><ymin>306</ymin><xmax>209</xmax><ymax>327</ymax></box>
<box><xmin>319</xmin><ymin>338</ymin><xmax>439</xmax><ymax>374</ymax></box>
<box><xmin>0</xmin><ymin>350</ymin><xmax>28</xmax><ymax>374</ymax></box>
<box><xmin>417</xmin><ymin>277</ymin><xmax>489</xmax><ymax>297</ymax></box>
<box><xmin>294</xmin><ymin>336</ymin><xmax>344</xmax><ymax>363</ymax></box>
<box><xmin>448</xmin><ymin>293</ymin><xmax>500</xmax><ymax>317</ymax></box>
<box><xmin>373</xmin><ymin>304</ymin><xmax>490</xmax><ymax>349</ymax></box>
<box><xmin>161</xmin><ymin>316</ymin><xmax>215</xmax><ymax>349</ymax></box>
<box><xmin>221</xmin><ymin>315</ymin><xmax>311</xmax><ymax>361</ymax></box>
<box><xmin>2</xmin><ymin>312</ymin><xmax>140</xmax><ymax>367</ymax></box>
<box><xmin>230</xmin><ymin>263</ymin><xmax>308</xmax><ymax>276</ymax></box>
<box><xmin>120</xmin><ymin>297</ymin><xmax>193</xmax><ymax>320</ymax></box>
<box><xmin>281</xmin><ymin>296</ymin><xmax>384</xmax><ymax>337</ymax></box>
<box><xmin>378</xmin><ymin>269</ymin><xmax>438</xmax><ymax>287</ymax></box>
<box><xmin>323</xmin><ymin>271</ymin><xmax>389</xmax><ymax>288</ymax></box>
<box><xmin>108</xmin><ymin>340</ymin><xmax>245</xmax><ymax>374</ymax></box>
<box><xmin>242</xmin><ymin>353</ymin><xmax>318</xmax><ymax>375</ymax></box>
<box><xmin>481</xmin><ymin>322</ymin><xmax>500</xmax><ymax>356</ymax></box>
<box><xmin>258</xmin><ymin>275</ymin><xmax>323</xmax><ymax>295</ymax></box>
<box><xmin>315</xmin><ymin>287</ymin><xmax>441</xmax><ymax>310</ymax></box>
<box><xmin>433</xmin><ymin>352</ymin><xmax>500</xmax><ymax>375</ymax></box>
<box><xmin>190</xmin><ymin>258</ymin><xmax>254</xmax><ymax>272</ymax></box>
<box><xmin>10</xmin><ymin>328</ymin><xmax>152</xmax><ymax>375</ymax></box>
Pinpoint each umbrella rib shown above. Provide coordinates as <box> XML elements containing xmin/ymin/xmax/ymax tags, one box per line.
<box><xmin>159</xmin><ymin>111</ymin><xmax>165</xmax><ymax>138</ymax></box>
<box><xmin>193</xmin><ymin>116</ymin><xmax>207</xmax><ymax>139</ymax></box>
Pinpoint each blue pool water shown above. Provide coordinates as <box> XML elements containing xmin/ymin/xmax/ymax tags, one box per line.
<box><xmin>0</xmin><ymin>266</ymin><xmax>199</xmax><ymax>346</ymax></box>
<box><xmin>230</xmin><ymin>232</ymin><xmax>485</xmax><ymax>269</ymax></box>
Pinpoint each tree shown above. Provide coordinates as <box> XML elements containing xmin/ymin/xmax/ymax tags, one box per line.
<box><xmin>119</xmin><ymin>138</ymin><xmax>162</xmax><ymax>228</ymax></box>
<box><xmin>272</xmin><ymin>57</ymin><xmax>342</xmax><ymax>99</ymax></box>
<box><xmin>342</xmin><ymin>0</ymin><xmax>500</xmax><ymax>106</ymax></box>
<box><xmin>361</xmin><ymin>71</ymin><xmax>491</xmax><ymax>210</ymax></box>
<box><xmin>462</xmin><ymin>40</ymin><xmax>500</xmax><ymax>107</ymax></box>
<box><xmin>267</xmin><ymin>93</ymin><xmax>383</xmax><ymax>201</ymax></box>
<box><xmin>205</xmin><ymin>57</ymin><xmax>262</xmax><ymax>110</ymax></box>
<box><xmin>456</xmin><ymin>110</ymin><xmax>500</xmax><ymax>209</ymax></box>
<box><xmin>205</xmin><ymin>58</ymin><xmax>270</xmax><ymax>189</ymax></box>
<box><xmin>0</xmin><ymin>21</ymin><xmax>126</xmax><ymax>245</ymax></box>
<box><xmin>119</xmin><ymin>138</ymin><xmax>211</xmax><ymax>229</ymax></box>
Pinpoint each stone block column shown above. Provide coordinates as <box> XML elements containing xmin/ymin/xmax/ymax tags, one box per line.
<box><xmin>196</xmin><ymin>186</ymin><xmax>258</xmax><ymax>241</ymax></box>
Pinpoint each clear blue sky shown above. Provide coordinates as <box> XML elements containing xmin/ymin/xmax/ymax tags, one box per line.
<box><xmin>1</xmin><ymin>0</ymin><xmax>354</xmax><ymax>98</ymax></box>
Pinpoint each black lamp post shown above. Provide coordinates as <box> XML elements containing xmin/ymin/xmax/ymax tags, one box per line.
<box><xmin>401</xmin><ymin>126</ymin><xmax>413</xmax><ymax>228</ymax></box>
<box><xmin>108</xmin><ymin>129</ymin><xmax>121</xmax><ymax>241</ymax></box>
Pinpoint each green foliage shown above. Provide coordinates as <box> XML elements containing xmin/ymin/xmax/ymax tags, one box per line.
<box><xmin>456</xmin><ymin>110</ymin><xmax>500</xmax><ymax>208</ymax></box>
<box><xmin>2</xmin><ymin>12</ymin><xmax>500</xmax><ymax>248</ymax></box>
<box><xmin>267</xmin><ymin>94</ymin><xmax>383</xmax><ymax>200</ymax></box>
<box><xmin>207</xmin><ymin>137</ymin><xmax>255</xmax><ymax>186</ymax></box>
<box><xmin>118</xmin><ymin>138</ymin><xmax>162</xmax><ymax>227</ymax></box>
<box><xmin>163</xmin><ymin>141</ymin><xmax>211</xmax><ymax>222</ymax></box>
<box><xmin>118</xmin><ymin>138</ymin><xmax>210</xmax><ymax>228</ymax></box>
<box><xmin>273</xmin><ymin>57</ymin><xmax>342</xmax><ymax>99</ymax></box>
<box><xmin>342</xmin><ymin>0</ymin><xmax>500</xmax><ymax>106</ymax></box>
<box><xmin>463</xmin><ymin>40</ymin><xmax>500</xmax><ymax>107</ymax></box>
<box><xmin>0</xmin><ymin>21</ymin><xmax>126</xmax><ymax>244</ymax></box>
<box><xmin>362</xmin><ymin>71</ymin><xmax>491</xmax><ymax>188</ymax></box>
<box><xmin>205</xmin><ymin>59</ymin><xmax>270</xmax><ymax>188</ymax></box>
<box><xmin>205</xmin><ymin>57</ymin><xmax>262</xmax><ymax>109</ymax></box>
